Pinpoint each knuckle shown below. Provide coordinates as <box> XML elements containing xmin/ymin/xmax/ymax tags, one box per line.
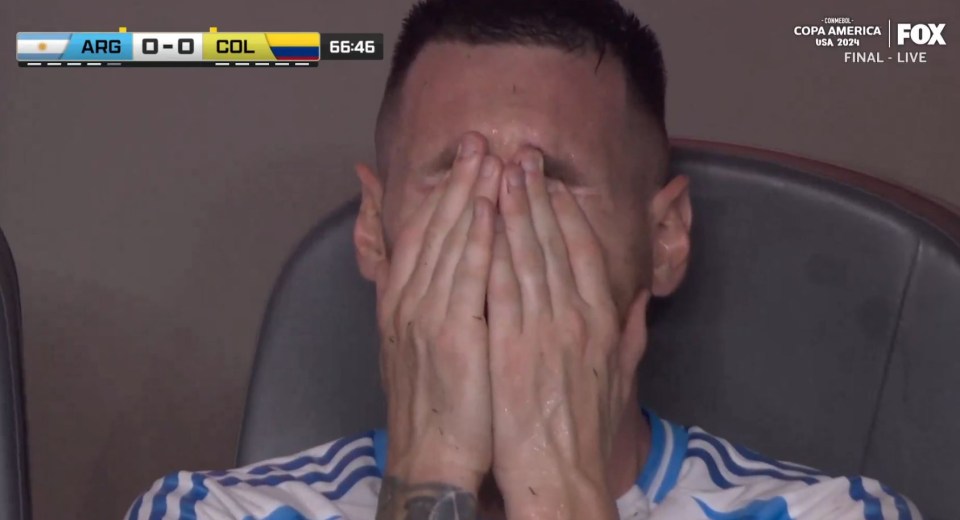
<box><xmin>457</xmin><ymin>249</ymin><xmax>484</xmax><ymax>277</ymax></box>
<box><xmin>409</xmin><ymin>318</ymin><xmax>428</xmax><ymax>341</ymax></box>
<box><xmin>557</xmin><ymin>309</ymin><xmax>589</xmax><ymax>347</ymax></box>
<box><xmin>406</xmin><ymin>316</ymin><xmax>438</xmax><ymax>348</ymax></box>
<box><xmin>395</xmin><ymin>299</ymin><xmax>425</xmax><ymax>336</ymax></box>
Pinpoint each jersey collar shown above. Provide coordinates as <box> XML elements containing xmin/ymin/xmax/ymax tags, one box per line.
<box><xmin>636</xmin><ymin>408</ymin><xmax>689</xmax><ymax>504</ymax></box>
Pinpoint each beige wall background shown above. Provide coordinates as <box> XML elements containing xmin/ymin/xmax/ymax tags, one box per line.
<box><xmin>0</xmin><ymin>0</ymin><xmax>957</xmax><ymax>518</ymax></box>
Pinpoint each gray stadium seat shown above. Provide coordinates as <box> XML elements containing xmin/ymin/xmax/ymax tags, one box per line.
<box><xmin>0</xmin><ymin>228</ymin><xmax>32</xmax><ymax>520</ymax></box>
<box><xmin>237</xmin><ymin>140</ymin><xmax>960</xmax><ymax>520</ymax></box>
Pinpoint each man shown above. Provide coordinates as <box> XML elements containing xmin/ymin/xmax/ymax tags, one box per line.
<box><xmin>127</xmin><ymin>0</ymin><xmax>922</xmax><ymax>518</ymax></box>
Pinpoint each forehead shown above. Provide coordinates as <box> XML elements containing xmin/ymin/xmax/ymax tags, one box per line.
<box><xmin>390</xmin><ymin>42</ymin><xmax>633</xmax><ymax>177</ymax></box>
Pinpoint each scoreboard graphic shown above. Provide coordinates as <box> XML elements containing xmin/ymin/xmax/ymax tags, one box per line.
<box><xmin>16</xmin><ymin>27</ymin><xmax>384</xmax><ymax>66</ymax></box>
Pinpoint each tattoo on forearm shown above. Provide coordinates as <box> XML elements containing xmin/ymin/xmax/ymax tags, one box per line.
<box><xmin>376</xmin><ymin>476</ymin><xmax>478</xmax><ymax>520</ymax></box>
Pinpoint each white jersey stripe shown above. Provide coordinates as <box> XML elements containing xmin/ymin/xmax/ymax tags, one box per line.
<box><xmin>694</xmin><ymin>430</ymin><xmax>827</xmax><ymax>483</ymax></box>
<box><xmin>688</xmin><ymin>431</ymin><xmax>824</xmax><ymax>487</ymax></box>
<box><xmin>647</xmin><ymin>415</ymin><xmax>675</xmax><ymax>502</ymax></box>
<box><xmin>863</xmin><ymin>477</ymin><xmax>901</xmax><ymax>520</ymax></box>
<box><xmin>127</xmin><ymin>474</ymin><xmax>165</xmax><ymax>520</ymax></box>
<box><xmin>224</xmin><ymin>432</ymin><xmax>372</xmax><ymax>480</ymax></box>
<box><xmin>214</xmin><ymin>440</ymin><xmax>374</xmax><ymax>489</ymax></box>
<box><xmin>150</xmin><ymin>471</ymin><xmax>189</xmax><ymax>520</ymax></box>
<box><xmin>728</xmin><ymin>441</ymin><xmax>823</xmax><ymax>477</ymax></box>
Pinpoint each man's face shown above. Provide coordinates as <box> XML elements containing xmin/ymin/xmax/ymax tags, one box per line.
<box><xmin>373</xmin><ymin>42</ymin><xmax>675</xmax><ymax>314</ymax></box>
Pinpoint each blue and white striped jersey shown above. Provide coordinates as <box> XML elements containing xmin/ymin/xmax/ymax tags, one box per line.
<box><xmin>126</xmin><ymin>409</ymin><xmax>922</xmax><ymax>519</ymax></box>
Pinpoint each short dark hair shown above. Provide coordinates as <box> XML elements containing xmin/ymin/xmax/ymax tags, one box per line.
<box><xmin>376</xmin><ymin>0</ymin><xmax>667</xmax><ymax>161</ymax></box>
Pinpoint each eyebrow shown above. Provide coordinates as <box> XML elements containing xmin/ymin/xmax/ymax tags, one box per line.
<box><xmin>421</xmin><ymin>140</ymin><xmax>588</xmax><ymax>186</ymax></box>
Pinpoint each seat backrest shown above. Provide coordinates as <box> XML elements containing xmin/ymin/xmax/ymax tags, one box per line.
<box><xmin>238</xmin><ymin>141</ymin><xmax>960</xmax><ymax>520</ymax></box>
<box><xmin>0</xmin><ymin>229</ymin><xmax>31</xmax><ymax>520</ymax></box>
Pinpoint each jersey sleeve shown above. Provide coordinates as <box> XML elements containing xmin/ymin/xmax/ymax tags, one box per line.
<box><xmin>671</xmin><ymin>474</ymin><xmax>924</xmax><ymax>520</ymax></box>
<box><xmin>674</xmin><ymin>428</ymin><xmax>925</xmax><ymax>520</ymax></box>
<box><xmin>784</xmin><ymin>475</ymin><xmax>923</xmax><ymax>520</ymax></box>
<box><xmin>126</xmin><ymin>471</ymin><xmax>252</xmax><ymax>520</ymax></box>
<box><xmin>123</xmin><ymin>432</ymin><xmax>380</xmax><ymax>520</ymax></box>
<box><xmin>124</xmin><ymin>468</ymin><xmax>356</xmax><ymax>520</ymax></box>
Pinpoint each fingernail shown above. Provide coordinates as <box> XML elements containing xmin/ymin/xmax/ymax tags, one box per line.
<box><xmin>508</xmin><ymin>169</ymin><xmax>525</xmax><ymax>188</ymax></box>
<box><xmin>545</xmin><ymin>180</ymin><xmax>562</xmax><ymax>193</ymax></box>
<box><xmin>474</xmin><ymin>199</ymin><xmax>486</xmax><ymax>217</ymax></box>
<box><xmin>459</xmin><ymin>136</ymin><xmax>478</xmax><ymax>158</ymax></box>
<box><xmin>520</xmin><ymin>157</ymin><xmax>538</xmax><ymax>174</ymax></box>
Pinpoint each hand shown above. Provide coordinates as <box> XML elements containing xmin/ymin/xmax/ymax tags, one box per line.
<box><xmin>486</xmin><ymin>149</ymin><xmax>651</xmax><ymax>519</ymax></box>
<box><xmin>375</xmin><ymin>132</ymin><xmax>503</xmax><ymax>518</ymax></box>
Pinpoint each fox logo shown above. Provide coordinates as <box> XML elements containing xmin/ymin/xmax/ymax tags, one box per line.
<box><xmin>897</xmin><ymin>23</ymin><xmax>946</xmax><ymax>45</ymax></box>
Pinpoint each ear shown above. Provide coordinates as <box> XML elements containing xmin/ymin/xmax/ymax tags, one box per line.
<box><xmin>354</xmin><ymin>162</ymin><xmax>387</xmax><ymax>282</ymax></box>
<box><xmin>648</xmin><ymin>175</ymin><xmax>692</xmax><ymax>297</ymax></box>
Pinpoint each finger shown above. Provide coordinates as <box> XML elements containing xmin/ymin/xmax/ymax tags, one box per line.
<box><xmin>427</xmin><ymin>156</ymin><xmax>504</xmax><ymax>312</ymax></box>
<box><xmin>375</xmin><ymin>261</ymin><xmax>397</xmax><ymax>394</ymax></box>
<box><xmin>448</xmin><ymin>197</ymin><xmax>496</xmax><ymax>321</ymax></box>
<box><xmin>407</xmin><ymin>132</ymin><xmax>487</xmax><ymax>301</ymax></box>
<box><xmin>515</xmin><ymin>149</ymin><xmax>577</xmax><ymax>311</ymax></box>
<box><xmin>550</xmin><ymin>183</ymin><xmax>613</xmax><ymax>308</ymax></box>
<box><xmin>379</xmin><ymin>175</ymin><xmax>449</xmax><ymax>323</ymax></box>
<box><xmin>618</xmin><ymin>290</ymin><xmax>651</xmax><ymax>374</ymax></box>
<box><xmin>487</xmin><ymin>224</ymin><xmax>522</xmax><ymax>337</ymax></box>
<box><xmin>499</xmin><ymin>163</ymin><xmax>551</xmax><ymax>319</ymax></box>
<box><xmin>472</xmin><ymin>154</ymin><xmax>503</xmax><ymax>207</ymax></box>
<box><xmin>375</xmin><ymin>260</ymin><xmax>400</xmax><ymax>344</ymax></box>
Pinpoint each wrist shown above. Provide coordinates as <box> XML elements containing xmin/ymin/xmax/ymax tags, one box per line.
<box><xmin>377</xmin><ymin>453</ymin><xmax>485</xmax><ymax>520</ymax></box>
<box><xmin>386</xmin><ymin>445</ymin><xmax>487</xmax><ymax>492</ymax></box>
<box><xmin>498</xmin><ymin>466</ymin><xmax>617</xmax><ymax>520</ymax></box>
